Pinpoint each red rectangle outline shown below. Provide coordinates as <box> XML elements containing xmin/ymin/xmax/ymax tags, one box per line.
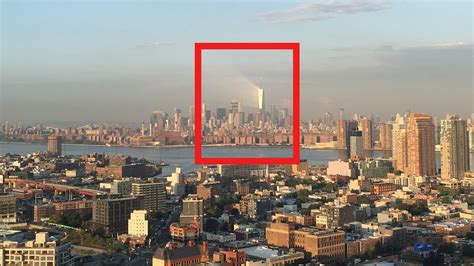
<box><xmin>195</xmin><ymin>42</ymin><xmax>300</xmax><ymax>165</ymax></box>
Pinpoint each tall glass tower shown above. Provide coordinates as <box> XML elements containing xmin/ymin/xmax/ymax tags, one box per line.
<box><xmin>257</xmin><ymin>87</ymin><xmax>264</xmax><ymax>112</ymax></box>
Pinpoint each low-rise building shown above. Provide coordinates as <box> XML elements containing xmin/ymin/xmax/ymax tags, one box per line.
<box><xmin>431</xmin><ymin>219</ymin><xmax>471</xmax><ymax>236</ymax></box>
<box><xmin>266</xmin><ymin>219</ymin><xmax>345</xmax><ymax>263</ymax></box>
<box><xmin>152</xmin><ymin>242</ymin><xmax>209</xmax><ymax>266</ymax></box>
<box><xmin>372</xmin><ymin>182</ymin><xmax>397</xmax><ymax>195</ymax></box>
<box><xmin>294</xmin><ymin>227</ymin><xmax>345</xmax><ymax>262</ymax></box>
<box><xmin>212</xmin><ymin>249</ymin><xmax>246</xmax><ymax>266</ymax></box>
<box><xmin>0</xmin><ymin>193</ymin><xmax>16</xmax><ymax>223</ymax></box>
<box><xmin>204</xmin><ymin>232</ymin><xmax>236</xmax><ymax>243</ymax></box>
<box><xmin>169</xmin><ymin>221</ymin><xmax>201</xmax><ymax>241</ymax></box>
<box><xmin>313</xmin><ymin>203</ymin><xmax>353</xmax><ymax>229</ymax></box>
<box><xmin>241</xmin><ymin>246</ymin><xmax>304</xmax><ymax>266</ymax></box>
<box><xmin>128</xmin><ymin>210</ymin><xmax>149</xmax><ymax>237</ymax></box>
<box><xmin>0</xmin><ymin>232</ymin><xmax>72</xmax><ymax>266</ymax></box>
<box><xmin>377</xmin><ymin>209</ymin><xmax>411</xmax><ymax>224</ymax></box>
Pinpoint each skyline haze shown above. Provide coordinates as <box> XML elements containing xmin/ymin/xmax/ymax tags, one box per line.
<box><xmin>1</xmin><ymin>0</ymin><xmax>472</xmax><ymax>123</ymax></box>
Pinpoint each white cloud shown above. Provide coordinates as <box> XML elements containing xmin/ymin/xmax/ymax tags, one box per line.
<box><xmin>430</xmin><ymin>41</ymin><xmax>467</xmax><ymax>48</ymax></box>
<box><xmin>258</xmin><ymin>0</ymin><xmax>392</xmax><ymax>23</ymax></box>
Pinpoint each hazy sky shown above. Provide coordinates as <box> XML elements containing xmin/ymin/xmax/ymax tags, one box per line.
<box><xmin>202</xmin><ymin>50</ymin><xmax>293</xmax><ymax>113</ymax></box>
<box><xmin>1</xmin><ymin>0</ymin><xmax>472</xmax><ymax>123</ymax></box>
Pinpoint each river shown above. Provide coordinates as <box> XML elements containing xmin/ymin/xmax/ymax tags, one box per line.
<box><xmin>1</xmin><ymin>142</ymin><xmax>473</xmax><ymax>176</ymax></box>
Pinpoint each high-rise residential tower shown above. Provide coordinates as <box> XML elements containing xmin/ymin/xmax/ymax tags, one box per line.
<box><xmin>392</xmin><ymin>114</ymin><xmax>408</xmax><ymax>172</ymax></box>
<box><xmin>350</xmin><ymin>131</ymin><xmax>364</xmax><ymax>158</ymax></box>
<box><xmin>337</xmin><ymin>120</ymin><xmax>358</xmax><ymax>152</ymax></box>
<box><xmin>379</xmin><ymin>123</ymin><xmax>393</xmax><ymax>150</ymax></box>
<box><xmin>180</xmin><ymin>194</ymin><xmax>204</xmax><ymax>230</ymax></box>
<box><xmin>131</xmin><ymin>179</ymin><xmax>166</xmax><ymax>213</ymax></box>
<box><xmin>469</xmin><ymin>125</ymin><xmax>474</xmax><ymax>151</ymax></box>
<box><xmin>93</xmin><ymin>196</ymin><xmax>144</xmax><ymax>235</ymax></box>
<box><xmin>407</xmin><ymin>114</ymin><xmax>436</xmax><ymax>176</ymax></box>
<box><xmin>440</xmin><ymin>114</ymin><xmax>470</xmax><ymax>180</ymax></box>
<box><xmin>359</xmin><ymin>118</ymin><xmax>373</xmax><ymax>150</ymax></box>
<box><xmin>47</xmin><ymin>135</ymin><xmax>62</xmax><ymax>156</ymax></box>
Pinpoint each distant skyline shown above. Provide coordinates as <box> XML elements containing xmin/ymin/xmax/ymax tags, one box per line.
<box><xmin>1</xmin><ymin>0</ymin><xmax>472</xmax><ymax>123</ymax></box>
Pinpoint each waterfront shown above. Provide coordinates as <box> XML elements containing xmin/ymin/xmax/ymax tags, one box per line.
<box><xmin>3</xmin><ymin>142</ymin><xmax>472</xmax><ymax>176</ymax></box>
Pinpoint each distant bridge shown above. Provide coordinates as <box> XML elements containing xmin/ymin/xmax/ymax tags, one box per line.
<box><xmin>5</xmin><ymin>178</ymin><xmax>106</xmax><ymax>199</ymax></box>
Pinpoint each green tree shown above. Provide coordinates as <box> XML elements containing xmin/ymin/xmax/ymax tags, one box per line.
<box><xmin>204</xmin><ymin>218</ymin><xmax>219</xmax><ymax>233</ymax></box>
<box><xmin>462</xmin><ymin>244</ymin><xmax>474</xmax><ymax>258</ymax></box>
<box><xmin>440</xmin><ymin>197</ymin><xmax>452</xmax><ymax>204</ymax></box>
<box><xmin>465</xmin><ymin>232</ymin><xmax>474</xmax><ymax>241</ymax></box>
<box><xmin>357</xmin><ymin>195</ymin><xmax>372</xmax><ymax>205</ymax></box>
<box><xmin>296</xmin><ymin>189</ymin><xmax>311</xmax><ymax>202</ymax></box>
<box><xmin>437</xmin><ymin>186</ymin><xmax>460</xmax><ymax>199</ymax></box>
<box><xmin>438</xmin><ymin>243</ymin><xmax>456</xmax><ymax>254</ymax></box>
<box><xmin>322</xmin><ymin>183</ymin><xmax>337</xmax><ymax>193</ymax></box>
<box><xmin>394</xmin><ymin>201</ymin><xmax>429</xmax><ymax>216</ymax></box>
<box><xmin>220</xmin><ymin>221</ymin><xmax>230</xmax><ymax>232</ymax></box>
<box><xmin>286</xmin><ymin>177</ymin><xmax>302</xmax><ymax>187</ymax></box>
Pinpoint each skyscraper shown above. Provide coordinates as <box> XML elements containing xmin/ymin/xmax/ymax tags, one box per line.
<box><xmin>469</xmin><ymin>125</ymin><xmax>474</xmax><ymax>151</ymax></box>
<box><xmin>336</xmin><ymin>120</ymin><xmax>347</xmax><ymax>149</ymax></box>
<box><xmin>216</xmin><ymin>108</ymin><xmax>227</xmax><ymax>121</ymax></box>
<box><xmin>230</xmin><ymin>99</ymin><xmax>240</xmax><ymax>114</ymax></box>
<box><xmin>47</xmin><ymin>135</ymin><xmax>62</xmax><ymax>156</ymax></box>
<box><xmin>279</xmin><ymin>108</ymin><xmax>289</xmax><ymax>125</ymax></box>
<box><xmin>324</xmin><ymin>112</ymin><xmax>333</xmax><ymax>127</ymax></box>
<box><xmin>350</xmin><ymin>131</ymin><xmax>363</xmax><ymax>158</ymax></box>
<box><xmin>407</xmin><ymin>114</ymin><xmax>436</xmax><ymax>176</ymax></box>
<box><xmin>379</xmin><ymin>123</ymin><xmax>393</xmax><ymax>150</ymax></box>
<box><xmin>150</xmin><ymin>111</ymin><xmax>166</xmax><ymax>132</ymax></box>
<box><xmin>234</xmin><ymin>111</ymin><xmax>245</xmax><ymax>127</ymax></box>
<box><xmin>188</xmin><ymin>105</ymin><xmax>195</xmax><ymax>124</ymax></box>
<box><xmin>270</xmin><ymin>104</ymin><xmax>279</xmax><ymax>124</ymax></box>
<box><xmin>359</xmin><ymin>118</ymin><xmax>373</xmax><ymax>150</ymax></box>
<box><xmin>440</xmin><ymin>115</ymin><xmax>470</xmax><ymax>180</ymax></box>
<box><xmin>257</xmin><ymin>87</ymin><xmax>265</xmax><ymax>113</ymax></box>
<box><xmin>392</xmin><ymin>114</ymin><xmax>408</xmax><ymax>172</ymax></box>
<box><xmin>337</xmin><ymin>120</ymin><xmax>358</xmax><ymax>151</ymax></box>
<box><xmin>202</xmin><ymin>103</ymin><xmax>210</xmax><ymax>125</ymax></box>
<box><xmin>174</xmin><ymin>108</ymin><xmax>182</xmax><ymax>132</ymax></box>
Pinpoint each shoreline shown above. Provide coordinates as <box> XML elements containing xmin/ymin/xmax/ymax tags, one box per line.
<box><xmin>1</xmin><ymin>140</ymin><xmax>337</xmax><ymax>150</ymax></box>
<box><xmin>2</xmin><ymin>141</ymin><xmax>471</xmax><ymax>152</ymax></box>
